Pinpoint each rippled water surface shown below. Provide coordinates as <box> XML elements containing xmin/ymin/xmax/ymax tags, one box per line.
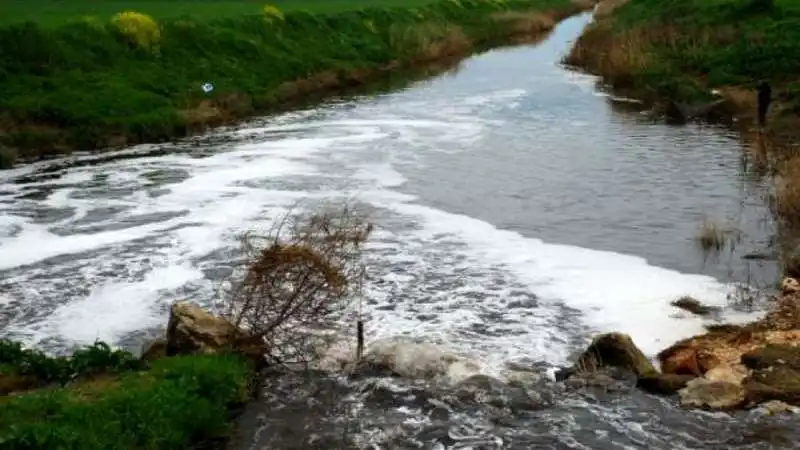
<box><xmin>0</xmin><ymin>13</ymin><xmax>790</xmax><ymax>449</ymax></box>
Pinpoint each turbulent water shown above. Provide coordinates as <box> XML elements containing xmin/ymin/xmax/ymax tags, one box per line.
<box><xmin>0</xmin><ymin>12</ymin><xmax>793</xmax><ymax>450</ymax></box>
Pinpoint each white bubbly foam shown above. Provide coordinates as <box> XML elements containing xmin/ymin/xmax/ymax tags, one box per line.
<box><xmin>0</xmin><ymin>66</ymin><xmax>756</xmax><ymax>365</ymax></box>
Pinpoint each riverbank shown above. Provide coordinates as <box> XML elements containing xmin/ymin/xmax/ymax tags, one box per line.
<box><xmin>555</xmin><ymin>0</ymin><xmax>800</xmax><ymax>412</ymax></box>
<box><xmin>565</xmin><ymin>0</ymin><xmax>800</xmax><ymax>127</ymax></box>
<box><xmin>0</xmin><ymin>304</ymin><xmax>259</xmax><ymax>449</ymax></box>
<box><xmin>0</xmin><ymin>0</ymin><xmax>593</xmax><ymax>169</ymax></box>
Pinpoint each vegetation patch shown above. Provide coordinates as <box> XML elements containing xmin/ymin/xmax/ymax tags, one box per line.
<box><xmin>0</xmin><ymin>353</ymin><xmax>252</xmax><ymax>450</ymax></box>
<box><xmin>565</xmin><ymin>0</ymin><xmax>800</xmax><ymax>111</ymax></box>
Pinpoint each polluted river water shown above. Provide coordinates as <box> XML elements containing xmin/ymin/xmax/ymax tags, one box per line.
<box><xmin>0</xmin><ymin>12</ymin><xmax>791</xmax><ymax>450</ymax></box>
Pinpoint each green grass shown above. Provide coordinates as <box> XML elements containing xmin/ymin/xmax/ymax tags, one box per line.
<box><xmin>0</xmin><ymin>0</ymin><xmax>582</xmax><ymax>165</ymax></box>
<box><xmin>0</xmin><ymin>0</ymin><xmax>440</xmax><ymax>26</ymax></box>
<box><xmin>567</xmin><ymin>0</ymin><xmax>800</xmax><ymax>106</ymax></box>
<box><xmin>0</xmin><ymin>354</ymin><xmax>253</xmax><ymax>450</ymax></box>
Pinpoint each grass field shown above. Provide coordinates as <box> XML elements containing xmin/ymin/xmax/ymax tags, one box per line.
<box><xmin>0</xmin><ymin>0</ymin><xmax>439</xmax><ymax>26</ymax></box>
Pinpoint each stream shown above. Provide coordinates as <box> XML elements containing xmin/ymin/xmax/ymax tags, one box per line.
<box><xmin>0</xmin><ymin>12</ymin><xmax>794</xmax><ymax>450</ymax></box>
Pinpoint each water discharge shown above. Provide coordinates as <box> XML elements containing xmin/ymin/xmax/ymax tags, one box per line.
<box><xmin>0</xmin><ymin>13</ymin><xmax>789</xmax><ymax>449</ymax></box>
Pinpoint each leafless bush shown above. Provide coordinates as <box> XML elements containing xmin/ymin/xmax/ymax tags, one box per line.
<box><xmin>222</xmin><ymin>204</ymin><xmax>373</xmax><ymax>366</ymax></box>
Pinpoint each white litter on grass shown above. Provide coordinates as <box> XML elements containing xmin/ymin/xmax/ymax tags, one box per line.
<box><xmin>202</xmin><ymin>82</ymin><xmax>214</xmax><ymax>94</ymax></box>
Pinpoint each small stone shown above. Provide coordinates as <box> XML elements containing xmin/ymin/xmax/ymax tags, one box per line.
<box><xmin>679</xmin><ymin>378</ymin><xmax>746</xmax><ymax>410</ymax></box>
<box><xmin>671</xmin><ymin>296</ymin><xmax>720</xmax><ymax>316</ymax></box>
<box><xmin>637</xmin><ymin>373</ymin><xmax>696</xmax><ymax>395</ymax></box>
<box><xmin>705</xmin><ymin>364</ymin><xmax>749</xmax><ymax>385</ymax></box>
<box><xmin>758</xmin><ymin>400</ymin><xmax>800</xmax><ymax>415</ymax></box>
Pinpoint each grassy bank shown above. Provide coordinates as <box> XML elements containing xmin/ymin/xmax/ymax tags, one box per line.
<box><xmin>0</xmin><ymin>339</ymin><xmax>253</xmax><ymax>449</ymax></box>
<box><xmin>566</xmin><ymin>0</ymin><xmax>800</xmax><ymax>122</ymax></box>
<box><xmin>0</xmin><ymin>0</ymin><xmax>589</xmax><ymax>168</ymax></box>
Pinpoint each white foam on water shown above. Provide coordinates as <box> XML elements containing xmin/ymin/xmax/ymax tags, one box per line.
<box><xmin>378</xmin><ymin>200</ymin><xmax>746</xmax><ymax>359</ymax></box>
<box><xmin>0</xmin><ymin>55</ymin><xmax>757</xmax><ymax>384</ymax></box>
<box><xmin>19</xmin><ymin>264</ymin><xmax>203</xmax><ymax>345</ymax></box>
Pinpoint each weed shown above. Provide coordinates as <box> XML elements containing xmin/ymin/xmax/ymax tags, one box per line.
<box><xmin>696</xmin><ymin>217</ymin><xmax>735</xmax><ymax>253</ymax></box>
<box><xmin>0</xmin><ymin>339</ymin><xmax>145</xmax><ymax>387</ymax></box>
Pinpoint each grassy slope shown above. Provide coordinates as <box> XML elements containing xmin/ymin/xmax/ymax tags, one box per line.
<box><xmin>0</xmin><ymin>0</ymin><xmax>583</xmax><ymax>166</ymax></box>
<box><xmin>0</xmin><ymin>0</ymin><xmax>439</xmax><ymax>26</ymax></box>
<box><xmin>567</xmin><ymin>0</ymin><xmax>800</xmax><ymax>113</ymax></box>
<box><xmin>0</xmin><ymin>339</ymin><xmax>253</xmax><ymax>450</ymax></box>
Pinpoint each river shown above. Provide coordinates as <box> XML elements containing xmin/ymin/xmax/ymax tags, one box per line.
<box><xmin>0</xmin><ymin>12</ymin><xmax>793</xmax><ymax>450</ymax></box>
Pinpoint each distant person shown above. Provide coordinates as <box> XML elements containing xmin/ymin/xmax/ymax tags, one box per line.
<box><xmin>757</xmin><ymin>80</ymin><xmax>772</xmax><ymax>128</ymax></box>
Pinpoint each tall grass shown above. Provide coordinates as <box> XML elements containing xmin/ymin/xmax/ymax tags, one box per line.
<box><xmin>0</xmin><ymin>0</ymin><xmax>584</xmax><ymax>164</ymax></box>
<box><xmin>565</xmin><ymin>0</ymin><xmax>800</xmax><ymax>105</ymax></box>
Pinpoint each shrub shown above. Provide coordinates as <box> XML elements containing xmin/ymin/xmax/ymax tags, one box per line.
<box><xmin>111</xmin><ymin>11</ymin><xmax>160</xmax><ymax>51</ymax></box>
<box><xmin>263</xmin><ymin>4</ymin><xmax>285</xmax><ymax>23</ymax></box>
<box><xmin>222</xmin><ymin>205</ymin><xmax>373</xmax><ymax>366</ymax></box>
<box><xmin>0</xmin><ymin>339</ymin><xmax>145</xmax><ymax>386</ymax></box>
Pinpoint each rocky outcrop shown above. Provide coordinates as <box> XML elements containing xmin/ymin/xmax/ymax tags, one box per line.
<box><xmin>572</xmin><ymin>332</ymin><xmax>657</xmax><ymax>378</ymax></box>
<box><xmin>162</xmin><ymin>301</ymin><xmax>267</xmax><ymax>367</ymax></box>
<box><xmin>166</xmin><ymin>302</ymin><xmax>240</xmax><ymax>356</ymax></box>
<box><xmin>741</xmin><ymin>344</ymin><xmax>800</xmax><ymax>370</ymax></box>
<box><xmin>653</xmin><ymin>281</ymin><xmax>800</xmax><ymax>410</ymax></box>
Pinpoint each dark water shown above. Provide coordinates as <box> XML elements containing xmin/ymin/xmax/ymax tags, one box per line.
<box><xmin>0</xmin><ymin>12</ymin><xmax>791</xmax><ymax>450</ymax></box>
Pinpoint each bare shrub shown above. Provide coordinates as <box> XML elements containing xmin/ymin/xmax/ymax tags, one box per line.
<box><xmin>221</xmin><ymin>204</ymin><xmax>373</xmax><ymax>366</ymax></box>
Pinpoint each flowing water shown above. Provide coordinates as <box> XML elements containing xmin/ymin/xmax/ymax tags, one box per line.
<box><xmin>0</xmin><ymin>12</ymin><xmax>793</xmax><ymax>449</ymax></box>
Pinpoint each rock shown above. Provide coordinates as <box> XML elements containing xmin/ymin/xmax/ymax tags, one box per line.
<box><xmin>637</xmin><ymin>373</ymin><xmax>696</xmax><ymax>395</ymax></box>
<box><xmin>564</xmin><ymin>369</ymin><xmax>636</xmax><ymax>394</ymax></box>
<box><xmin>456</xmin><ymin>374</ymin><xmax>546</xmax><ymax>411</ymax></box>
<box><xmin>742</xmin><ymin>344</ymin><xmax>800</xmax><ymax>370</ymax></box>
<box><xmin>678</xmin><ymin>378</ymin><xmax>746</xmax><ymax>410</ymax></box>
<box><xmin>166</xmin><ymin>302</ymin><xmax>239</xmax><ymax>356</ymax></box>
<box><xmin>671</xmin><ymin>296</ymin><xmax>720</xmax><ymax>316</ymax></box>
<box><xmin>705</xmin><ymin>364</ymin><xmax>750</xmax><ymax>385</ymax></box>
<box><xmin>140</xmin><ymin>338</ymin><xmax>167</xmax><ymax>363</ymax></box>
<box><xmin>573</xmin><ymin>332</ymin><xmax>657</xmax><ymax>378</ymax></box>
<box><xmin>165</xmin><ymin>301</ymin><xmax>267</xmax><ymax>367</ymax></box>
<box><xmin>659</xmin><ymin>346</ymin><xmax>719</xmax><ymax>376</ymax></box>
<box><xmin>744</xmin><ymin>365</ymin><xmax>800</xmax><ymax>405</ymax></box>
<box><xmin>781</xmin><ymin>277</ymin><xmax>800</xmax><ymax>295</ymax></box>
<box><xmin>757</xmin><ymin>400</ymin><xmax>800</xmax><ymax>415</ymax></box>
